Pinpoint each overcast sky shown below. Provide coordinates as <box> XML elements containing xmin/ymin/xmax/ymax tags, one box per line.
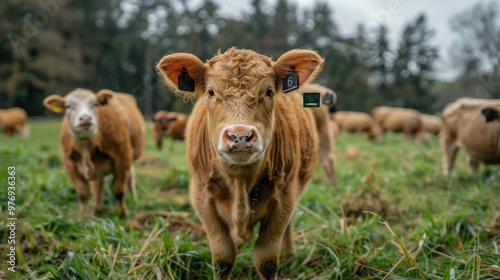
<box><xmin>209</xmin><ymin>0</ymin><xmax>490</xmax><ymax>81</ymax></box>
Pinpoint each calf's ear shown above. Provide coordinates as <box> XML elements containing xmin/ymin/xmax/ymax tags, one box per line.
<box><xmin>43</xmin><ymin>95</ymin><xmax>66</xmax><ymax>113</ymax></box>
<box><xmin>156</xmin><ymin>53</ymin><xmax>207</xmax><ymax>99</ymax></box>
<box><xmin>95</xmin><ymin>90</ymin><xmax>114</xmax><ymax>106</ymax></box>
<box><xmin>273</xmin><ymin>49</ymin><xmax>324</xmax><ymax>92</ymax></box>
<box><xmin>481</xmin><ymin>107</ymin><xmax>500</xmax><ymax>122</ymax></box>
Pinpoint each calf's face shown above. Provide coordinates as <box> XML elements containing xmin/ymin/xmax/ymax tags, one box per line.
<box><xmin>43</xmin><ymin>89</ymin><xmax>112</xmax><ymax>139</ymax></box>
<box><xmin>153</xmin><ymin>112</ymin><xmax>177</xmax><ymax>131</ymax></box>
<box><xmin>157</xmin><ymin>47</ymin><xmax>323</xmax><ymax>165</ymax></box>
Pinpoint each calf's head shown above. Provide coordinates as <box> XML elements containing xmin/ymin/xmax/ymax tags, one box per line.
<box><xmin>152</xmin><ymin>111</ymin><xmax>177</xmax><ymax>131</ymax></box>
<box><xmin>43</xmin><ymin>88</ymin><xmax>112</xmax><ymax>138</ymax></box>
<box><xmin>157</xmin><ymin>47</ymin><xmax>323</xmax><ymax>165</ymax></box>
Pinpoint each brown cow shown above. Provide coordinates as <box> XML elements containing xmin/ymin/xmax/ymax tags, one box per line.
<box><xmin>151</xmin><ymin>110</ymin><xmax>189</xmax><ymax>151</ymax></box>
<box><xmin>299</xmin><ymin>83</ymin><xmax>337</xmax><ymax>184</ymax></box>
<box><xmin>332</xmin><ymin>111</ymin><xmax>382</xmax><ymax>141</ymax></box>
<box><xmin>372</xmin><ymin>106</ymin><xmax>423</xmax><ymax>138</ymax></box>
<box><xmin>441</xmin><ymin>98</ymin><xmax>500</xmax><ymax>174</ymax></box>
<box><xmin>157</xmin><ymin>47</ymin><xmax>323</xmax><ymax>279</ymax></box>
<box><xmin>43</xmin><ymin>89</ymin><xmax>146</xmax><ymax>217</ymax></box>
<box><xmin>0</xmin><ymin>107</ymin><xmax>30</xmax><ymax>137</ymax></box>
<box><xmin>419</xmin><ymin>113</ymin><xmax>442</xmax><ymax>136</ymax></box>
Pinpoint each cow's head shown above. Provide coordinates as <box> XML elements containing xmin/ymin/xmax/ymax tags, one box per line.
<box><xmin>43</xmin><ymin>88</ymin><xmax>112</xmax><ymax>139</ymax></box>
<box><xmin>157</xmin><ymin>47</ymin><xmax>324</xmax><ymax>165</ymax></box>
<box><xmin>152</xmin><ymin>111</ymin><xmax>177</xmax><ymax>131</ymax></box>
<box><xmin>481</xmin><ymin>107</ymin><xmax>500</xmax><ymax>122</ymax></box>
<box><xmin>369</xmin><ymin>126</ymin><xmax>383</xmax><ymax>141</ymax></box>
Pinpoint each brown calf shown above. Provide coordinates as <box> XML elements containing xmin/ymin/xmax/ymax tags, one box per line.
<box><xmin>151</xmin><ymin>110</ymin><xmax>189</xmax><ymax>151</ymax></box>
<box><xmin>43</xmin><ymin>89</ymin><xmax>146</xmax><ymax>217</ymax></box>
<box><xmin>157</xmin><ymin>47</ymin><xmax>323</xmax><ymax>279</ymax></box>
<box><xmin>299</xmin><ymin>83</ymin><xmax>337</xmax><ymax>184</ymax></box>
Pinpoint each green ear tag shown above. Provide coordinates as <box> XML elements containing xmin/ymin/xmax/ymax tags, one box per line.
<box><xmin>178</xmin><ymin>67</ymin><xmax>195</xmax><ymax>92</ymax></box>
<box><xmin>303</xmin><ymin>92</ymin><xmax>320</xmax><ymax>108</ymax></box>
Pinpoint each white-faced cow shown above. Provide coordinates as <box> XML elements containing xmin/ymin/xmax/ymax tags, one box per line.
<box><xmin>43</xmin><ymin>89</ymin><xmax>146</xmax><ymax>217</ymax></box>
<box><xmin>157</xmin><ymin>47</ymin><xmax>323</xmax><ymax>279</ymax></box>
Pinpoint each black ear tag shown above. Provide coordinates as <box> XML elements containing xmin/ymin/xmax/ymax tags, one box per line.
<box><xmin>303</xmin><ymin>92</ymin><xmax>320</xmax><ymax>108</ymax></box>
<box><xmin>322</xmin><ymin>92</ymin><xmax>334</xmax><ymax>105</ymax></box>
<box><xmin>283</xmin><ymin>66</ymin><xmax>298</xmax><ymax>93</ymax></box>
<box><xmin>178</xmin><ymin>67</ymin><xmax>195</xmax><ymax>92</ymax></box>
<box><xmin>481</xmin><ymin>107</ymin><xmax>499</xmax><ymax>122</ymax></box>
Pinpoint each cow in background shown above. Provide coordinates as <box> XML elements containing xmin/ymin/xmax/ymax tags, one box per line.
<box><xmin>43</xmin><ymin>89</ymin><xmax>146</xmax><ymax>217</ymax></box>
<box><xmin>300</xmin><ymin>83</ymin><xmax>337</xmax><ymax>185</ymax></box>
<box><xmin>0</xmin><ymin>107</ymin><xmax>30</xmax><ymax>137</ymax></box>
<box><xmin>152</xmin><ymin>110</ymin><xmax>189</xmax><ymax>151</ymax></box>
<box><xmin>441</xmin><ymin>98</ymin><xmax>500</xmax><ymax>174</ymax></box>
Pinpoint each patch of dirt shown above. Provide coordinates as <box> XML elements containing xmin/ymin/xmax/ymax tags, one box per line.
<box><xmin>126</xmin><ymin>211</ymin><xmax>205</xmax><ymax>241</ymax></box>
<box><xmin>341</xmin><ymin>171</ymin><xmax>398</xmax><ymax>222</ymax></box>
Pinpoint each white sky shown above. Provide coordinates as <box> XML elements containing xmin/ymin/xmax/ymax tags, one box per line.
<box><xmin>202</xmin><ymin>0</ymin><xmax>491</xmax><ymax>81</ymax></box>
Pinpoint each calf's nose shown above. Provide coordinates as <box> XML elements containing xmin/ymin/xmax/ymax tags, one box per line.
<box><xmin>222</xmin><ymin>125</ymin><xmax>258</xmax><ymax>152</ymax></box>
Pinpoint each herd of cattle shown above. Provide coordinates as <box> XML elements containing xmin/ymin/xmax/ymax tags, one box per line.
<box><xmin>2</xmin><ymin>47</ymin><xmax>500</xmax><ymax>279</ymax></box>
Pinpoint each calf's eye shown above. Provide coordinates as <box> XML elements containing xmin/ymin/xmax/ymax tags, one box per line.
<box><xmin>266</xmin><ymin>89</ymin><xmax>273</xmax><ymax>97</ymax></box>
<box><xmin>208</xmin><ymin>90</ymin><xmax>215</xmax><ymax>97</ymax></box>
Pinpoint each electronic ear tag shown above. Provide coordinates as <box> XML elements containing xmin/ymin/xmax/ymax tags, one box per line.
<box><xmin>322</xmin><ymin>92</ymin><xmax>334</xmax><ymax>105</ymax></box>
<box><xmin>178</xmin><ymin>67</ymin><xmax>195</xmax><ymax>92</ymax></box>
<box><xmin>303</xmin><ymin>92</ymin><xmax>320</xmax><ymax>108</ymax></box>
<box><xmin>283</xmin><ymin>66</ymin><xmax>298</xmax><ymax>93</ymax></box>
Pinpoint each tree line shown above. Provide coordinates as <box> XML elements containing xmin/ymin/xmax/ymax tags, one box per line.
<box><xmin>1</xmin><ymin>0</ymin><xmax>498</xmax><ymax>116</ymax></box>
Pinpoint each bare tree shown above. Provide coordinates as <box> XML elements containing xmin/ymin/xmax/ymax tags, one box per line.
<box><xmin>450</xmin><ymin>1</ymin><xmax>500</xmax><ymax>97</ymax></box>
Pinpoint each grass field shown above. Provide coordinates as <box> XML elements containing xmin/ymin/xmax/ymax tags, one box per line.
<box><xmin>0</xmin><ymin>119</ymin><xmax>499</xmax><ymax>279</ymax></box>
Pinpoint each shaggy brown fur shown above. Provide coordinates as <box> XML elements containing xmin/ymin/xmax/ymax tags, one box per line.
<box><xmin>299</xmin><ymin>83</ymin><xmax>337</xmax><ymax>185</ymax></box>
<box><xmin>441</xmin><ymin>98</ymin><xmax>500</xmax><ymax>174</ymax></box>
<box><xmin>43</xmin><ymin>89</ymin><xmax>146</xmax><ymax>217</ymax></box>
<box><xmin>331</xmin><ymin>120</ymin><xmax>339</xmax><ymax>139</ymax></box>
<box><xmin>0</xmin><ymin>107</ymin><xmax>29</xmax><ymax>137</ymax></box>
<box><xmin>157</xmin><ymin>47</ymin><xmax>323</xmax><ymax>280</ymax></box>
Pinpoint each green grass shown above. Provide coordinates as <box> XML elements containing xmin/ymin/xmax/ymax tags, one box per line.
<box><xmin>0</xmin><ymin>120</ymin><xmax>499</xmax><ymax>279</ymax></box>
